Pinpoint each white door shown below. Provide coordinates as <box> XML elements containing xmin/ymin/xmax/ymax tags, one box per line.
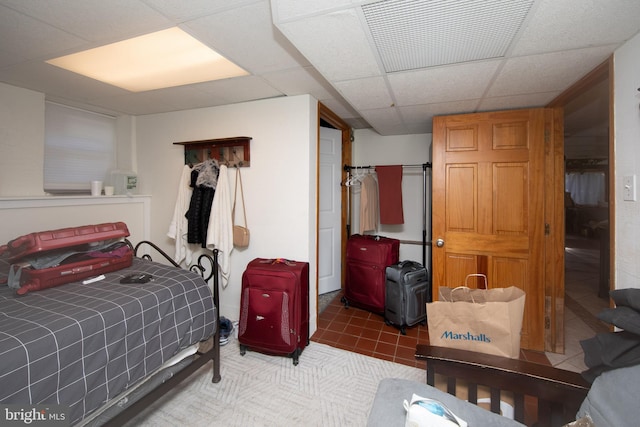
<box><xmin>319</xmin><ymin>126</ymin><xmax>342</xmax><ymax>294</ymax></box>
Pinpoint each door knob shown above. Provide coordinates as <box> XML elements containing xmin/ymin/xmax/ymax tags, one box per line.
<box><xmin>435</xmin><ymin>238</ymin><xmax>445</xmax><ymax>247</ymax></box>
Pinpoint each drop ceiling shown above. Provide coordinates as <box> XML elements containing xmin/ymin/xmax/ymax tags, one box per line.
<box><xmin>0</xmin><ymin>0</ymin><xmax>638</xmax><ymax>137</ymax></box>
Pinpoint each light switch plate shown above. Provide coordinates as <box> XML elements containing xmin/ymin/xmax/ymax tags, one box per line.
<box><xmin>623</xmin><ymin>175</ymin><xmax>636</xmax><ymax>201</ymax></box>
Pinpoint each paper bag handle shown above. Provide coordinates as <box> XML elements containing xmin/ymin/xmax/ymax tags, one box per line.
<box><xmin>445</xmin><ymin>275</ymin><xmax>488</xmax><ymax>303</ymax></box>
<box><xmin>446</xmin><ymin>286</ymin><xmax>475</xmax><ymax>303</ymax></box>
<box><xmin>465</xmin><ymin>273</ymin><xmax>488</xmax><ymax>289</ymax></box>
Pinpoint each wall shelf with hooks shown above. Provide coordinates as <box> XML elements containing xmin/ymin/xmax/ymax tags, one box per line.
<box><xmin>173</xmin><ymin>136</ymin><xmax>251</xmax><ymax>167</ymax></box>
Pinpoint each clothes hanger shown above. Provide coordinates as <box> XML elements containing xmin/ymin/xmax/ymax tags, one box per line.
<box><xmin>347</xmin><ymin>168</ymin><xmax>362</xmax><ymax>186</ymax></box>
<box><xmin>354</xmin><ymin>166</ymin><xmax>366</xmax><ymax>183</ymax></box>
<box><xmin>344</xmin><ymin>170</ymin><xmax>355</xmax><ymax>187</ymax></box>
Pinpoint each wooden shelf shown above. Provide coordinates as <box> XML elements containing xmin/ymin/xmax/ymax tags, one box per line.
<box><xmin>174</xmin><ymin>136</ymin><xmax>251</xmax><ymax>167</ymax></box>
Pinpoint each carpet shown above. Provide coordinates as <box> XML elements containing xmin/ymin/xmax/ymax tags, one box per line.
<box><xmin>124</xmin><ymin>338</ymin><xmax>425</xmax><ymax>426</ymax></box>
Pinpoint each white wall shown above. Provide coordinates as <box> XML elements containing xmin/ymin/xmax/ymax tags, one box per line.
<box><xmin>0</xmin><ymin>85</ymin><xmax>320</xmax><ymax>335</ymax></box>
<box><xmin>0</xmin><ymin>83</ymin><xmax>136</xmax><ymax>197</ymax></box>
<box><xmin>0</xmin><ymin>196</ymin><xmax>151</xmax><ymax>244</ymax></box>
<box><xmin>134</xmin><ymin>95</ymin><xmax>319</xmax><ymax>330</ymax></box>
<box><xmin>352</xmin><ymin>129</ymin><xmax>432</xmax><ymax>265</ymax></box>
<box><xmin>0</xmin><ymin>83</ymin><xmax>45</xmax><ymax>196</ymax></box>
<box><xmin>0</xmin><ymin>84</ymin><xmax>149</xmax><ymax>242</ymax></box>
<box><xmin>613</xmin><ymin>32</ymin><xmax>640</xmax><ymax>290</ymax></box>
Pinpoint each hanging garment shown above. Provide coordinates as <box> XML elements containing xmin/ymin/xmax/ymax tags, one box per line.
<box><xmin>206</xmin><ymin>164</ymin><xmax>234</xmax><ymax>288</ymax></box>
<box><xmin>186</xmin><ymin>159</ymin><xmax>219</xmax><ymax>247</ymax></box>
<box><xmin>376</xmin><ymin>165</ymin><xmax>404</xmax><ymax>224</ymax></box>
<box><xmin>195</xmin><ymin>158</ymin><xmax>220</xmax><ymax>188</ymax></box>
<box><xmin>360</xmin><ymin>173</ymin><xmax>379</xmax><ymax>233</ymax></box>
<box><xmin>167</xmin><ymin>164</ymin><xmax>196</xmax><ymax>265</ymax></box>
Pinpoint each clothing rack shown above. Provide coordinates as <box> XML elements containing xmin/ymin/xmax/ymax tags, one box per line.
<box><xmin>343</xmin><ymin>163</ymin><xmax>432</xmax><ymax>270</ymax></box>
<box><xmin>343</xmin><ymin>163</ymin><xmax>431</xmax><ymax>171</ymax></box>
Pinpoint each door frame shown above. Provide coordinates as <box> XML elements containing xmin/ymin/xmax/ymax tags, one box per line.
<box><xmin>546</xmin><ymin>56</ymin><xmax>614</xmax><ymax>352</ymax></box>
<box><xmin>317</xmin><ymin>103</ymin><xmax>351</xmax><ymax>314</ymax></box>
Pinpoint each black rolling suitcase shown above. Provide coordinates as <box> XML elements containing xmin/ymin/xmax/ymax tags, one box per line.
<box><xmin>384</xmin><ymin>261</ymin><xmax>429</xmax><ymax>334</ymax></box>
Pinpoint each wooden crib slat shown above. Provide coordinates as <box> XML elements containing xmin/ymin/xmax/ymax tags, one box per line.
<box><xmin>416</xmin><ymin>344</ymin><xmax>590</xmax><ymax>427</ymax></box>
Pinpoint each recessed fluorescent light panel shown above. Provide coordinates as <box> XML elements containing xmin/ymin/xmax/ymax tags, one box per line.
<box><xmin>46</xmin><ymin>27</ymin><xmax>249</xmax><ymax>92</ymax></box>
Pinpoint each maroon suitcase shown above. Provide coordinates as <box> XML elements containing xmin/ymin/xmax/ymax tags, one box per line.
<box><xmin>238</xmin><ymin>258</ymin><xmax>309</xmax><ymax>365</ymax></box>
<box><xmin>1</xmin><ymin>223</ymin><xmax>133</xmax><ymax>295</ymax></box>
<box><xmin>342</xmin><ymin>234</ymin><xmax>400</xmax><ymax>314</ymax></box>
<box><xmin>1</xmin><ymin>222</ymin><xmax>130</xmax><ymax>262</ymax></box>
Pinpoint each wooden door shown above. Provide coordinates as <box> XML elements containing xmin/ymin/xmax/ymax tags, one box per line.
<box><xmin>432</xmin><ymin>108</ymin><xmax>552</xmax><ymax>352</ymax></box>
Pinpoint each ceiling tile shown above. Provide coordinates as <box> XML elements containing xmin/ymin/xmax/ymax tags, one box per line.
<box><xmin>334</xmin><ymin>76</ymin><xmax>393</xmax><ymax>110</ymax></box>
<box><xmin>399</xmin><ymin>100</ymin><xmax>481</xmax><ymax>123</ymax></box>
<box><xmin>142</xmin><ymin>0</ymin><xmax>260</xmax><ymax>21</ymax></box>
<box><xmin>512</xmin><ymin>0</ymin><xmax>640</xmax><ymax>56</ymax></box>
<box><xmin>477</xmin><ymin>92</ymin><xmax>559</xmax><ymax>112</ymax></box>
<box><xmin>487</xmin><ymin>45</ymin><xmax>614</xmax><ymax>97</ymax></box>
<box><xmin>0</xmin><ymin>0</ymin><xmax>171</xmax><ymax>43</ymax></box>
<box><xmin>358</xmin><ymin>106</ymin><xmax>404</xmax><ymax>135</ymax></box>
<box><xmin>196</xmin><ymin>75</ymin><xmax>283</xmax><ymax>104</ymax></box>
<box><xmin>0</xmin><ymin>60</ymin><xmax>129</xmax><ymax>103</ymax></box>
<box><xmin>184</xmin><ymin>1</ymin><xmax>309</xmax><ymax>75</ymax></box>
<box><xmin>89</xmin><ymin>85</ymin><xmax>224</xmax><ymax>115</ymax></box>
<box><xmin>0</xmin><ymin>47</ymin><xmax>25</xmax><ymax>69</ymax></box>
<box><xmin>276</xmin><ymin>9</ymin><xmax>382</xmax><ymax>81</ymax></box>
<box><xmin>388</xmin><ymin>60</ymin><xmax>501</xmax><ymax>106</ymax></box>
<box><xmin>270</xmin><ymin>0</ymin><xmax>354</xmax><ymax>22</ymax></box>
<box><xmin>0</xmin><ymin>5</ymin><xmax>86</xmax><ymax>62</ymax></box>
<box><xmin>319</xmin><ymin>98</ymin><xmax>363</xmax><ymax>122</ymax></box>
<box><xmin>263</xmin><ymin>66</ymin><xmax>334</xmax><ymax>99</ymax></box>
<box><xmin>343</xmin><ymin>116</ymin><xmax>371</xmax><ymax>129</ymax></box>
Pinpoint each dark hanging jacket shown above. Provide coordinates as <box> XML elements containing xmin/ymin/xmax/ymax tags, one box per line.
<box><xmin>186</xmin><ymin>159</ymin><xmax>219</xmax><ymax>247</ymax></box>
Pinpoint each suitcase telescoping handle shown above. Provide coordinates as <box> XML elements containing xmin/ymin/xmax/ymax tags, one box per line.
<box><xmin>258</xmin><ymin>258</ymin><xmax>297</xmax><ymax>266</ymax></box>
<box><xmin>396</xmin><ymin>260</ymin><xmax>424</xmax><ymax>268</ymax></box>
<box><xmin>353</xmin><ymin>234</ymin><xmax>382</xmax><ymax>241</ymax></box>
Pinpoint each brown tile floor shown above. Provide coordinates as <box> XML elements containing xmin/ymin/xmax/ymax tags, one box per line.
<box><xmin>311</xmin><ymin>291</ymin><xmax>551</xmax><ymax>369</ymax></box>
<box><xmin>313</xmin><ymin>233</ymin><xmax>607</xmax><ymax>372</ymax></box>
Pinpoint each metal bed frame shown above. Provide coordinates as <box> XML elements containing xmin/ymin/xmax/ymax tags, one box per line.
<box><xmin>101</xmin><ymin>240</ymin><xmax>221</xmax><ymax>426</ymax></box>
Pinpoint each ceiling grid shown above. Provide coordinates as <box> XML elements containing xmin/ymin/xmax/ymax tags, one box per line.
<box><xmin>361</xmin><ymin>0</ymin><xmax>536</xmax><ymax>72</ymax></box>
<box><xmin>1</xmin><ymin>0</ymin><xmax>638</xmax><ymax>138</ymax></box>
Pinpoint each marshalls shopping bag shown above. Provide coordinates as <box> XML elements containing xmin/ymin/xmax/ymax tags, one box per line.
<box><xmin>427</xmin><ymin>274</ymin><xmax>526</xmax><ymax>358</ymax></box>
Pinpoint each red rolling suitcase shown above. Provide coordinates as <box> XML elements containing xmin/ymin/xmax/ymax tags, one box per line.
<box><xmin>1</xmin><ymin>223</ymin><xmax>133</xmax><ymax>295</ymax></box>
<box><xmin>1</xmin><ymin>222</ymin><xmax>130</xmax><ymax>262</ymax></box>
<box><xmin>342</xmin><ymin>234</ymin><xmax>400</xmax><ymax>314</ymax></box>
<box><xmin>238</xmin><ymin>258</ymin><xmax>309</xmax><ymax>365</ymax></box>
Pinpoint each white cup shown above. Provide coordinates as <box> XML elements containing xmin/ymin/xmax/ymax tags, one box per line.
<box><xmin>104</xmin><ymin>186</ymin><xmax>114</xmax><ymax>196</ymax></box>
<box><xmin>91</xmin><ymin>180</ymin><xmax>103</xmax><ymax>196</ymax></box>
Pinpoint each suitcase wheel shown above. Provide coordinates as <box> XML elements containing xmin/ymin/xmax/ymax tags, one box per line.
<box><xmin>240</xmin><ymin>344</ymin><xmax>247</xmax><ymax>356</ymax></box>
<box><xmin>340</xmin><ymin>296</ymin><xmax>350</xmax><ymax>309</ymax></box>
<box><xmin>292</xmin><ymin>349</ymin><xmax>300</xmax><ymax>366</ymax></box>
<box><xmin>385</xmin><ymin>318</ymin><xmax>407</xmax><ymax>335</ymax></box>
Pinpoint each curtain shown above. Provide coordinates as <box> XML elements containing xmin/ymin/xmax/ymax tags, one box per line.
<box><xmin>565</xmin><ymin>172</ymin><xmax>605</xmax><ymax>206</ymax></box>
